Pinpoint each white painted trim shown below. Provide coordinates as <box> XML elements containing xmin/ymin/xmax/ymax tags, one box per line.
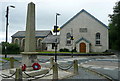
<box><xmin>21</xmin><ymin>38</ymin><xmax>25</xmax><ymax>47</ymax></box>
<box><xmin>37</xmin><ymin>38</ymin><xmax>42</xmax><ymax>47</ymax></box>
<box><xmin>14</xmin><ymin>38</ymin><xmax>20</xmax><ymax>45</ymax></box>
<box><xmin>76</xmin><ymin>40</ymin><xmax>90</xmax><ymax>53</ymax></box>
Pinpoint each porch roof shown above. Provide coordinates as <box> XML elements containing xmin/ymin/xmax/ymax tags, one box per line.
<box><xmin>75</xmin><ymin>37</ymin><xmax>90</xmax><ymax>44</ymax></box>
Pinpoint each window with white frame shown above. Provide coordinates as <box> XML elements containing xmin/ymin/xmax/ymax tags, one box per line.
<box><xmin>22</xmin><ymin>38</ymin><xmax>25</xmax><ymax>47</ymax></box>
<box><xmin>66</xmin><ymin>33</ymin><xmax>71</xmax><ymax>45</ymax></box>
<box><xmin>37</xmin><ymin>39</ymin><xmax>42</xmax><ymax>47</ymax></box>
<box><xmin>95</xmin><ymin>33</ymin><xmax>101</xmax><ymax>45</ymax></box>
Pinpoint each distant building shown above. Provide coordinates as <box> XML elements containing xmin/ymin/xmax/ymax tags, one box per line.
<box><xmin>11</xmin><ymin>30</ymin><xmax>52</xmax><ymax>51</ymax></box>
<box><xmin>42</xmin><ymin>35</ymin><xmax>60</xmax><ymax>51</ymax></box>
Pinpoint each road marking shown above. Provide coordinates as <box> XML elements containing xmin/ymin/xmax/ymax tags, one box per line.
<box><xmin>103</xmin><ymin>67</ymin><xmax>115</xmax><ymax>70</ymax></box>
<box><xmin>91</xmin><ymin>66</ymin><xmax>101</xmax><ymax>69</ymax></box>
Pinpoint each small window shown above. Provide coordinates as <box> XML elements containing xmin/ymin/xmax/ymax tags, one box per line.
<box><xmin>66</xmin><ymin>33</ymin><xmax>71</xmax><ymax>39</ymax></box>
<box><xmin>79</xmin><ymin>28</ymin><xmax>87</xmax><ymax>32</ymax></box>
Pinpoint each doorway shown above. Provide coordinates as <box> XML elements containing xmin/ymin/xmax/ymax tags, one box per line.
<box><xmin>80</xmin><ymin>42</ymin><xmax>86</xmax><ymax>53</ymax></box>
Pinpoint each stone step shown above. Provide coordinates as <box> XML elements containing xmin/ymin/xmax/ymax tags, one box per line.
<box><xmin>26</xmin><ymin>67</ymin><xmax>33</xmax><ymax>71</ymax></box>
<box><xmin>10</xmin><ymin>68</ymin><xmax>49</xmax><ymax>78</ymax></box>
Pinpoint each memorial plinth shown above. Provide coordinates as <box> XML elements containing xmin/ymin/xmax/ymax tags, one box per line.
<box><xmin>21</xmin><ymin>52</ymin><xmax>39</xmax><ymax>67</ymax></box>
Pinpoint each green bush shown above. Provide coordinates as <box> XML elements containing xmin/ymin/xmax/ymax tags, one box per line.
<box><xmin>71</xmin><ymin>49</ymin><xmax>77</xmax><ymax>52</ymax></box>
<box><xmin>59</xmin><ymin>48</ymin><xmax>70</xmax><ymax>52</ymax></box>
<box><xmin>2</xmin><ymin>42</ymin><xmax>20</xmax><ymax>54</ymax></box>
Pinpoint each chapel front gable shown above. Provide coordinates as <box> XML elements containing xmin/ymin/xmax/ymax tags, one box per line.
<box><xmin>59</xmin><ymin>9</ymin><xmax>109</xmax><ymax>52</ymax></box>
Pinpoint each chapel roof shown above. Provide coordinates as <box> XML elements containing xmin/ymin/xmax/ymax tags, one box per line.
<box><xmin>11</xmin><ymin>30</ymin><xmax>52</xmax><ymax>38</ymax></box>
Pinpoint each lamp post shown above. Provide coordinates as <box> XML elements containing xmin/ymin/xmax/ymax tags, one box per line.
<box><xmin>70</xmin><ymin>36</ymin><xmax>74</xmax><ymax>57</ymax></box>
<box><xmin>5</xmin><ymin>5</ymin><xmax>15</xmax><ymax>58</ymax></box>
<box><xmin>70</xmin><ymin>28</ymin><xmax>74</xmax><ymax>57</ymax></box>
<box><xmin>53</xmin><ymin>13</ymin><xmax>60</xmax><ymax>62</ymax></box>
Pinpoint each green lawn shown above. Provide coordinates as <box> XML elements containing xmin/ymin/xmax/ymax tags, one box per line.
<box><xmin>39</xmin><ymin>51</ymin><xmax>72</xmax><ymax>54</ymax></box>
<box><xmin>2</xmin><ymin>57</ymin><xmax>18</xmax><ymax>61</ymax></box>
<box><xmin>0</xmin><ymin>60</ymin><xmax>5</xmax><ymax>63</ymax></box>
<box><xmin>39</xmin><ymin>51</ymin><xmax>110</xmax><ymax>54</ymax></box>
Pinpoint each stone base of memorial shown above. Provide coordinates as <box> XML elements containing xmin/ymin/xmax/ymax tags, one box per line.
<box><xmin>21</xmin><ymin>52</ymin><xmax>39</xmax><ymax>67</ymax></box>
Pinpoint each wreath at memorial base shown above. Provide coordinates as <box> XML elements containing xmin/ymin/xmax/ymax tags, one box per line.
<box><xmin>32</xmin><ymin>63</ymin><xmax>41</xmax><ymax>70</ymax></box>
<box><xmin>22</xmin><ymin>64</ymin><xmax>26</xmax><ymax>71</ymax></box>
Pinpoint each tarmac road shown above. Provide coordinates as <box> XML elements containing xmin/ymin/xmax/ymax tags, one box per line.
<box><xmin>80</xmin><ymin>55</ymin><xmax>119</xmax><ymax>81</ymax></box>
<box><xmin>0</xmin><ymin>54</ymin><xmax>119</xmax><ymax>80</ymax></box>
<box><xmin>89</xmin><ymin>67</ymin><xmax>119</xmax><ymax>80</ymax></box>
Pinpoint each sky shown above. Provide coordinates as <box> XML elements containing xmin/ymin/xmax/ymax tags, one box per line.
<box><xmin>0</xmin><ymin>0</ymin><xmax>118</xmax><ymax>43</ymax></box>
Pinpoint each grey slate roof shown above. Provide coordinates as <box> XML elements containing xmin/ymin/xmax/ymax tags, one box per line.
<box><xmin>60</xmin><ymin>9</ymin><xmax>109</xmax><ymax>29</ymax></box>
<box><xmin>11</xmin><ymin>30</ymin><xmax>52</xmax><ymax>38</ymax></box>
<box><xmin>75</xmin><ymin>37</ymin><xmax>90</xmax><ymax>44</ymax></box>
<box><xmin>42</xmin><ymin>35</ymin><xmax>60</xmax><ymax>44</ymax></box>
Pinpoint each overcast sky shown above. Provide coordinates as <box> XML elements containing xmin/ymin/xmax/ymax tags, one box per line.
<box><xmin>0</xmin><ymin>0</ymin><xmax>118</xmax><ymax>43</ymax></box>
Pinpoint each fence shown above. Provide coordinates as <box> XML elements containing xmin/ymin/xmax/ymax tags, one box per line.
<box><xmin>0</xmin><ymin>57</ymin><xmax>79</xmax><ymax>80</ymax></box>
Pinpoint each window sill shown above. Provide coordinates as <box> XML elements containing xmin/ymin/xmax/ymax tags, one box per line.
<box><xmin>95</xmin><ymin>44</ymin><xmax>102</xmax><ymax>46</ymax></box>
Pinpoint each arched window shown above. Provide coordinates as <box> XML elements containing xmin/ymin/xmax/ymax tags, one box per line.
<box><xmin>14</xmin><ymin>38</ymin><xmax>19</xmax><ymax>45</ymax></box>
<box><xmin>66</xmin><ymin>33</ymin><xmax>71</xmax><ymax>39</ymax></box>
<box><xmin>37</xmin><ymin>38</ymin><xmax>42</xmax><ymax>47</ymax></box>
<box><xmin>95</xmin><ymin>33</ymin><xmax>101</xmax><ymax>45</ymax></box>
<box><xmin>21</xmin><ymin>38</ymin><xmax>25</xmax><ymax>47</ymax></box>
<box><xmin>96</xmin><ymin>33</ymin><xmax>100</xmax><ymax>39</ymax></box>
<box><xmin>66</xmin><ymin>33</ymin><xmax>71</xmax><ymax>45</ymax></box>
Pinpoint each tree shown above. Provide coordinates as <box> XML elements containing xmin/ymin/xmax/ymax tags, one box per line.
<box><xmin>109</xmin><ymin>1</ymin><xmax>120</xmax><ymax>51</ymax></box>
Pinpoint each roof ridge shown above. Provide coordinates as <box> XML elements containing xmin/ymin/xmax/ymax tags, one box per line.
<box><xmin>14</xmin><ymin>30</ymin><xmax>51</xmax><ymax>32</ymax></box>
<box><xmin>11</xmin><ymin>30</ymin><xmax>52</xmax><ymax>37</ymax></box>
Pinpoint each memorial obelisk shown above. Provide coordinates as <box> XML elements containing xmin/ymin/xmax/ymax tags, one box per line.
<box><xmin>22</xmin><ymin>2</ymin><xmax>38</xmax><ymax>67</ymax></box>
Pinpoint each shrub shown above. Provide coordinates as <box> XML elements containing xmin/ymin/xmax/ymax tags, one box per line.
<box><xmin>59</xmin><ymin>48</ymin><xmax>70</xmax><ymax>52</ymax></box>
<box><xmin>71</xmin><ymin>49</ymin><xmax>77</xmax><ymax>52</ymax></box>
<box><xmin>59</xmin><ymin>49</ymin><xmax>63</xmax><ymax>52</ymax></box>
<box><xmin>2</xmin><ymin>42</ymin><xmax>20</xmax><ymax>54</ymax></box>
<box><xmin>7</xmin><ymin>43</ymin><xmax>20</xmax><ymax>54</ymax></box>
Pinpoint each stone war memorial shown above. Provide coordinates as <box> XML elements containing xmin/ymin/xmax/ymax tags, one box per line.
<box><xmin>21</xmin><ymin>2</ymin><xmax>38</xmax><ymax>67</ymax></box>
<box><xmin>8</xmin><ymin>2</ymin><xmax>50</xmax><ymax>79</ymax></box>
<box><xmin>1</xmin><ymin>2</ymin><xmax>75</xmax><ymax>81</ymax></box>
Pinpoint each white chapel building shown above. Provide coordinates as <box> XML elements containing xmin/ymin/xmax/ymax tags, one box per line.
<box><xmin>58</xmin><ymin>9</ymin><xmax>109</xmax><ymax>53</ymax></box>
